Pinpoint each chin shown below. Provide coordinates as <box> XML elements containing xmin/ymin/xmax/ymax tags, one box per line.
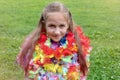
<box><xmin>52</xmin><ymin>38</ymin><xmax>61</xmax><ymax>42</ymax></box>
<box><xmin>53</xmin><ymin>40</ymin><xmax>60</xmax><ymax>42</ymax></box>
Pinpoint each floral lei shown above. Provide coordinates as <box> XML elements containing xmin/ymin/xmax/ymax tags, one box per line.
<box><xmin>28</xmin><ymin>27</ymin><xmax>91</xmax><ymax>79</ymax></box>
<box><xmin>33</xmin><ymin>31</ymin><xmax>78</xmax><ymax>66</ymax></box>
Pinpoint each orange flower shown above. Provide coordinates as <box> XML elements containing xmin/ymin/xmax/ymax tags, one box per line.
<box><xmin>67</xmin><ymin>65</ymin><xmax>79</xmax><ymax>80</ymax></box>
<box><xmin>54</xmin><ymin>48</ymin><xmax>64</xmax><ymax>60</ymax></box>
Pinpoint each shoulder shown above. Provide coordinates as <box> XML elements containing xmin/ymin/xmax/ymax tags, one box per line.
<box><xmin>75</xmin><ymin>26</ymin><xmax>84</xmax><ymax>35</ymax></box>
<box><xmin>75</xmin><ymin>26</ymin><xmax>92</xmax><ymax>55</ymax></box>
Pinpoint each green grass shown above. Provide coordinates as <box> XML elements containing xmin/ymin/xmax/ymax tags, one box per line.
<box><xmin>0</xmin><ymin>0</ymin><xmax>120</xmax><ymax>80</ymax></box>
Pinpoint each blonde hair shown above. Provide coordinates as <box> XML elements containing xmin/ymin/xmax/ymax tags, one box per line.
<box><xmin>16</xmin><ymin>2</ymin><xmax>88</xmax><ymax>76</ymax></box>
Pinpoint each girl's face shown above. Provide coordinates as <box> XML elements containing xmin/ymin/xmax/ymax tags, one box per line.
<box><xmin>45</xmin><ymin>12</ymin><xmax>69</xmax><ymax>42</ymax></box>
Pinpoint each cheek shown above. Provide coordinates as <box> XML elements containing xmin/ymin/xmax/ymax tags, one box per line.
<box><xmin>46</xmin><ymin>28</ymin><xmax>53</xmax><ymax>34</ymax></box>
<box><xmin>61</xmin><ymin>28</ymin><xmax>68</xmax><ymax>35</ymax></box>
<box><xmin>63</xmin><ymin>26</ymin><xmax>69</xmax><ymax>32</ymax></box>
<box><xmin>45</xmin><ymin>25</ymin><xmax>51</xmax><ymax>33</ymax></box>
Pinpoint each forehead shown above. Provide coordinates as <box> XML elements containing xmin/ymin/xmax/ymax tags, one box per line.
<box><xmin>46</xmin><ymin>12</ymin><xmax>68</xmax><ymax>24</ymax></box>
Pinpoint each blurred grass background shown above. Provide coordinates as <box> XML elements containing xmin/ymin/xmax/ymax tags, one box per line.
<box><xmin>0</xmin><ymin>0</ymin><xmax>120</xmax><ymax>80</ymax></box>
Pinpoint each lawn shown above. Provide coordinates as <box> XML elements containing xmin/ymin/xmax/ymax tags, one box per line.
<box><xmin>0</xmin><ymin>0</ymin><xmax>120</xmax><ymax>80</ymax></box>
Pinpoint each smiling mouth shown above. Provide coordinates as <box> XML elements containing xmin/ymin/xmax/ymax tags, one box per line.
<box><xmin>53</xmin><ymin>36</ymin><xmax>60</xmax><ymax>39</ymax></box>
<box><xmin>53</xmin><ymin>34</ymin><xmax>60</xmax><ymax>37</ymax></box>
<box><xmin>52</xmin><ymin>35</ymin><xmax>61</xmax><ymax>39</ymax></box>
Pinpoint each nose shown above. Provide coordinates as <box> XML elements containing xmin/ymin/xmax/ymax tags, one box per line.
<box><xmin>54</xmin><ymin>28</ymin><xmax>60</xmax><ymax>35</ymax></box>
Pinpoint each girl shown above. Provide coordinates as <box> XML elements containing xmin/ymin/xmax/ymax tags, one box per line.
<box><xmin>16</xmin><ymin>2</ymin><xmax>92</xmax><ymax>80</ymax></box>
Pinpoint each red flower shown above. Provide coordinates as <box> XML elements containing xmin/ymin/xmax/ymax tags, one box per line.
<box><xmin>67</xmin><ymin>31</ymin><xmax>75</xmax><ymax>45</ymax></box>
<box><xmin>38</xmin><ymin>33</ymin><xmax>47</xmax><ymax>44</ymax></box>
<box><xmin>42</xmin><ymin>46</ymin><xmax>54</xmax><ymax>57</ymax></box>
<box><xmin>63</xmin><ymin>49</ymin><xmax>72</xmax><ymax>56</ymax></box>
<box><xmin>44</xmin><ymin>58</ymin><xmax>51</xmax><ymax>64</ymax></box>
<box><xmin>75</xmin><ymin>26</ymin><xmax>83</xmax><ymax>36</ymax></box>
<box><xmin>36</xmin><ymin>60</ymin><xmax>43</xmax><ymax>66</ymax></box>
<box><xmin>68</xmin><ymin>65</ymin><xmax>77</xmax><ymax>72</ymax></box>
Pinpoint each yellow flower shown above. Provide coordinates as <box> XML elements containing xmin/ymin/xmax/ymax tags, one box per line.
<box><xmin>34</xmin><ymin>45</ymin><xmax>44</xmax><ymax>62</ymax></box>
<box><xmin>44</xmin><ymin>64</ymin><xmax>54</xmax><ymax>72</ymax></box>
<box><xmin>43</xmin><ymin>64</ymin><xmax>62</xmax><ymax>73</ymax></box>
<box><xmin>57</xmin><ymin>65</ymin><xmax>63</xmax><ymax>74</ymax></box>
<box><xmin>53</xmin><ymin>64</ymin><xmax>59</xmax><ymax>73</ymax></box>
<box><xmin>67</xmin><ymin>72</ymin><xmax>79</xmax><ymax>80</ymax></box>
